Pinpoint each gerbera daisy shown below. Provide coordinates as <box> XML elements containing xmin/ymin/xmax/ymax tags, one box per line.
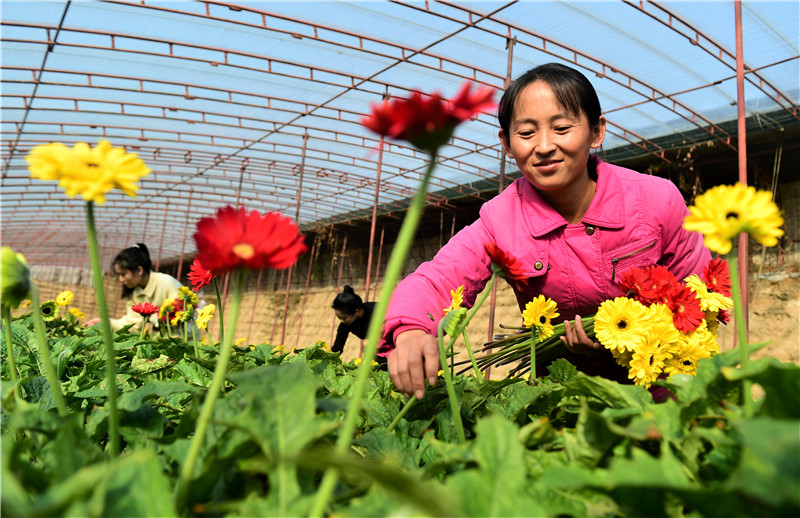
<box><xmin>443</xmin><ymin>285</ymin><xmax>464</xmax><ymax>315</ymax></box>
<box><xmin>702</xmin><ymin>258</ymin><xmax>732</xmax><ymax>297</ymax></box>
<box><xmin>595</xmin><ymin>297</ymin><xmax>651</xmax><ymax>354</ymax></box>
<box><xmin>68</xmin><ymin>307</ymin><xmax>85</xmax><ymax>320</ymax></box>
<box><xmin>683</xmin><ymin>183</ymin><xmax>784</xmax><ymax>255</ymax></box>
<box><xmin>685</xmin><ymin>321</ymin><xmax>720</xmax><ymax>357</ymax></box>
<box><xmin>131</xmin><ymin>302</ymin><xmax>159</xmax><ymax>316</ymax></box>
<box><xmin>56</xmin><ymin>290</ymin><xmax>74</xmax><ymax>306</ymax></box>
<box><xmin>664</xmin><ymin>336</ymin><xmax>711</xmax><ymax>377</ymax></box>
<box><xmin>195</xmin><ymin>304</ymin><xmax>216</xmax><ymax>330</ymax></box>
<box><xmin>684</xmin><ymin>274</ymin><xmax>733</xmax><ymax>313</ymax></box>
<box><xmin>40</xmin><ymin>300</ymin><xmax>59</xmax><ymax>322</ymax></box>
<box><xmin>484</xmin><ymin>242</ymin><xmax>527</xmax><ymax>284</ymax></box>
<box><xmin>26</xmin><ymin>140</ymin><xmax>152</xmax><ymax>205</ymax></box>
<box><xmin>194</xmin><ymin>206</ymin><xmax>307</xmax><ymax>275</ymax></box>
<box><xmin>178</xmin><ymin>286</ymin><xmax>199</xmax><ymax>306</ymax></box>
<box><xmin>627</xmin><ymin>332</ymin><xmax>672</xmax><ymax>387</ymax></box>
<box><xmin>188</xmin><ymin>258</ymin><xmax>215</xmax><ymax>291</ymax></box>
<box><xmin>659</xmin><ymin>283</ymin><xmax>704</xmax><ymax>333</ymax></box>
<box><xmin>647</xmin><ymin>303</ymin><xmax>681</xmax><ymax>347</ymax></box>
<box><xmin>171</xmin><ymin>311</ymin><xmax>185</xmax><ymax>327</ymax></box>
<box><xmin>617</xmin><ymin>266</ymin><xmax>660</xmax><ymax>305</ymax></box>
<box><xmin>521</xmin><ymin>295</ymin><xmax>559</xmax><ymax>339</ymax></box>
<box><xmin>235</xmin><ymin>337</ymin><xmax>247</xmax><ymax>347</ymax></box>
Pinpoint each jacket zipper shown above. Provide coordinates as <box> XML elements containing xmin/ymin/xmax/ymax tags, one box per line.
<box><xmin>611</xmin><ymin>240</ymin><xmax>657</xmax><ymax>281</ymax></box>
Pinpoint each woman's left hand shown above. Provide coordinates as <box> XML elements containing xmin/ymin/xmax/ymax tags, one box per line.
<box><xmin>560</xmin><ymin>315</ymin><xmax>605</xmax><ymax>357</ymax></box>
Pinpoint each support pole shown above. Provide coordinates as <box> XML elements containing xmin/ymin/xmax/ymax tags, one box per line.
<box><xmin>295</xmin><ymin>241</ymin><xmax>317</xmax><ymax>349</ymax></box>
<box><xmin>247</xmin><ymin>269</ymin><xmax>263</xmax><ymax>341</ymax></box>
<box><xmin>734</xmin><ymin>0</ymin><xmax>749</xmax><ymax>342</ymax></box>
<box><xmin>154</xmin><ymin>203</ymin><xmax>169</xmax><ymax>272</ymax></box>
<box><xmin>330</xmin><ymin>234</ymin><xmax>348</xmax><ymax>344</ymax></box>
<box><xmin>364</xmin><ymin>136</ymin><xmax>385</xmax><ymax>303</ymax></box>
<box><xmin>486</xmin><ymin>34</ymin><xmax>516</xmax><ymax>380</ymax></box>
<box><xmin>176</xmin><ymin>188</ymin><xmax>193</xmax><ymax>282</ymax></box>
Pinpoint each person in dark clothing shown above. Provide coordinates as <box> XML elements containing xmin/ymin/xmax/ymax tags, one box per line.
<box><xmin>331</xmin><ymin>286</ymin><xmax>386</xmax><ymax>368</ymax></box>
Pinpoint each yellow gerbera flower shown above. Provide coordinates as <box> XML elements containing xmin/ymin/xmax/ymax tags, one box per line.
<box><xmin>684</xmin><ymin>274</ymin><xmax>733</xmax><ymax>313</ymax></box>
<box><xmin>196</xmin><ymin>303</ymin><xmax>216</xmax><ymax>330</ymax></box>
<box><xmin>178</xmin><ymin>286</ymin><xmax>199</xmax><ymax>305</ymax></box>
<box><xmin>704</xmin><ymin>310</ymin><xmax>721</xmax><ymax>335</ymax></box>
<box><xmin>171</xmin><ymin>311</ymin><xmax>184</xmax><ymax>326</ymax></box>
<box><xmin>683</xmin><ymin>183</ymin><xmax>784</xmax><ymax>255</ymax></box>
<box><xmin>627</xmin><ymin>332</ymin><xmax>671</xmax><ymax>387</ymax></box>
<box><xmin>56</xmin><ymin>290</ymin><xmax>74</xmax><ymax>306</ymax></box>
<box><xmin>684</xmin><ymin>321</ymin><xmax>720</xmax><ymax>357</ymax></box>
<box><xmin>647</xmin><ymin>303</ymin><xmax>681</xmax><ymax>346</ymax></box>
<box><xmin>26</xmin><ymin>140</ymin><xmax>152</xmax><ymax>205</ymax></box>
<box><xmin>159</xmin><ymin>298</ymin><xmax>177</xmax><ymax>319</ymax></box>
<box><xmin>21</xmin><ymin>300</ymin><xmax>31</xmax><ymax>308</ymax></box>
<box><xmin>664</xmin><ymin>336</ymin><xmax>711</xmax><ymax>377</ymax></box>
<box><xmin>354</xmin><ymin>357</ymin><xmax>362</xmax><ymax>366</ymax></box>
<box><xmin>68</xmin><ymin>307</ymin><xmax>85</xmax><ymax>320</ymax></box>
<box><xmin>521</xmin><ymin>295</ymin><xmax>559</xmax><ymax>339</ymax></box>
<box><xmin>443</xmin><ymin>285</ymin><xmax>464</xmax><ymax>315</ymax></box>
<box><xmin>595</xmin><ymin>297</ymin><xmax>651</xmax><ymax>354</ymax></box>
<box><xmin>235</xmin><ymin>337</ymin><xmax>247</xmax><ymax>346</ymax></box>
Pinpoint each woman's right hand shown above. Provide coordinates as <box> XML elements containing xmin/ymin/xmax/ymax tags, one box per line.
<box><xmin>83</xmin><ymin>317</ymin><xmax>100</xmax><ymax>326</ymax></box>
<box><xmin>388</xmin><ymin>329</ymin><xmax>440</xmax><ymax>399</ymax></box>
<box><xmin>560</xmin><ymin>314</ymin><xmax>606</xmax><ymax>357</ymax></box>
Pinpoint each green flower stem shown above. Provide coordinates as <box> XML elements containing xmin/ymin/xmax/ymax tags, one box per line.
<box><xmin>2</xmin><ymin>307</ymin><xmax>20</xmax><ymax>386</ymax></box>
<box><xmin>437</xmin><ymin>323</ymin><xmax>466</xmax><ymax>443</ymax></box>
<box><xmin>529</xmin><ymin>327</ymin><xmax>538</xmax><ymax>385</ymax></box>
<box><xmin>387</xmin><ymin>395</ymin><xmax>417</xmax><ymax>432</ymax></box>
<box><xmin>175</xmin><ymin>270</ymin><xmax>247</xmax><ymax>509</ymax></box>
<box><xmin>446</xmin><ymin>274</ymin><xmax>497</xmax><ymax>380</ymax></box>
<box><xmin>192</xmin><ymin>327</ymin><xmax>200</xmax><ymax>357</ymax></box>
<box><xmin>308</xmin><ymin>154</ymin><xmax>438</xmax><ymax>518</ymax></box>
<box><xmin>85</xmin><ymin>202</ymin><xmax>120</xmax><ymax>455</ymax></box>
<box><xmin>29</xmin><ymin>285</ymin><xmax>68</xmax><ymax>416</ymax></box>
<box><xmin>726</xmin><ymin>251</ymin><xmax>753</xmax><ymax>418</ymax></box>
<box><xmin>213</xmin><ymin>278</ymin><xmax>225</xmax><ymax>344</ymax></box>
<box><xmin>139</xmin><ymin>317</ymin><xmax>147</xmax><ymax>342</ymax></box>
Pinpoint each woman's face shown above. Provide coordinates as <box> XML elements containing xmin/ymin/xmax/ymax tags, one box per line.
<box><xmin>335</xmin><ymin>308</ymin><xmax>361</xmax><ymax>326</ymax></box>
<box><xmin>115</xmin><ymin>263</ymin><xmax>145</xmax><ymax>289</ymax></box>
<box><xmin>499</xmin><ymin>80</ymin><xmax>605</xmax><ymax>195</ymax></box>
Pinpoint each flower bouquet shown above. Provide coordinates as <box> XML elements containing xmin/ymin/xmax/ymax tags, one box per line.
<box><xmin>471</xmin><ymin>258</ymin><xmax>734</xmax><ymax>388</ymax></box>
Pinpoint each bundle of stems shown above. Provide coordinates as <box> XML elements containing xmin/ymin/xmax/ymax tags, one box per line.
<box><xmin>456</xmin><ymin>315</ymin><xmax>596</xmax><ymax>377</ymax></box>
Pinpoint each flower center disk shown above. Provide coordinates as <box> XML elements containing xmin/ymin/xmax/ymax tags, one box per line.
<box><xmin>233</xmin><ymin>243</ymin><xmax>255</xmax><ymax>260</ymax></box>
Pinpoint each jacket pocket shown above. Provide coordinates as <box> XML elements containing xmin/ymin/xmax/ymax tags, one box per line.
<box><xmin>607</xmin><ymin>238</ymin><xmax>659</xmax><ymax>281</ymax></box>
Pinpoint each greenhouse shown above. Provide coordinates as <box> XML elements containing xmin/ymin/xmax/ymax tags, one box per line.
<box><xmin>1</xmin><ymin>1</ymin><xmax>798</xmax><ymax>516</ymax></box>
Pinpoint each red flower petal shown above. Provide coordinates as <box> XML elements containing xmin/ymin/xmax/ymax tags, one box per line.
<box><xmin>703</xmin><ymin>258</ymin><xmax>732</xmax><ymax>297</ymax></box>
<box><xmin>193</xmin><ymin>206</ymin><xmax>307</xmax><ymax>275</ymax></box>
<box><xmin>660</xmin><ymin>283</ymin><xmax>704</xmax><ymax>333</ymax></box>
<box><xmin>484</xmin><ymin>243</ymin><xmax>527</xmax><ymax>283</ymax></box>
<box><xmin>131</xmin><ymin>302</ymin><xmax>159</xmax><ymax>316</ymax></box>
<box><xmin>188</xmin><ymin>258</ymin><xmax>215</xmax><ymax>291</ymax></box>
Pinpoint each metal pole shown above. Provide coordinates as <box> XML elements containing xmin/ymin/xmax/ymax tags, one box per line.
<box><xmin>330</xmin><ymin>234</ymin><xmax>348</xmax><ymax>344</ymax></box>
<box><xmin>280</xmin><ymin>133</ymin><xmax>309</xmax><ymax>346</ymax></box>
<box><xmin>154</xmin><ymin>203</ymin><xmax>169</xmax><ymax>272</ymax></box>
<box><xmin>486</xmin><ymin>34</ymin><xmax>516</xmax><ymax>380</ymax></box>
<box><xmin>176</xmin><ymin>188</ymin><xmax>193</xmax><ymax>282</ymax></box>
<box><xmin>734</xmin><ymin>0</ymin><xmax>749</xmax><ymax>341</ymax></box>
<box><xmin>294</xmin><ymin>241</ymin><xmax>317</xmax><ymax>349</ymax></box>
<box><xmin>372</xmin><ymin>226</ymin><xmax>385</xmax><ymax>301</ymax></box>
<box><xmin>270</xmin><ymin>269</ymin><xmax>285</xmax><ymax>344</ymax></box>
<box><xmin>364</xmin><ymin>136</ymin><xmax>384</xmax><ymax>303</ymax></box>
<box><xmin>247</xmin><ymin>269</ymin><xmax>263</xmax><ymax>341</ymax></box>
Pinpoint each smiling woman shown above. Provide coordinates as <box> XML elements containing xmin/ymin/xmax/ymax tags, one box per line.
<box><xmin>381</xmin><ymin>63</ymin><xmax>713</xmax><ymax>400</ymax></box>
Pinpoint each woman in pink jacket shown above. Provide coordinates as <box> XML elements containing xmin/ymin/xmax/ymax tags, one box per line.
<box><xmin>382</xmin><ymin>63</ymin><xmax>711</xmax><ymax>399</ymax></box>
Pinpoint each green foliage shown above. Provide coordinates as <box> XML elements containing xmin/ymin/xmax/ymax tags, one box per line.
<box><xmin>2</xmin><ymin>311</ymin><xmax>799</xmax><ymax>517</ymax></box>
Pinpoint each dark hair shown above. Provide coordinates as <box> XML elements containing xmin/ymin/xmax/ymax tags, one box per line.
<box><xmin>113</xmin><ymin>243</ymin><xmax>152</xmax><ymax>299</ymax></box>
<box><xmin>331</xmin><ymin>285</ymin><xmax>363</xmax><ymax>315</ymax></box>
<box><xmin>498</xmin><ymin>63</ymin><xmax>602</xmax><ymax>137</ymax></box>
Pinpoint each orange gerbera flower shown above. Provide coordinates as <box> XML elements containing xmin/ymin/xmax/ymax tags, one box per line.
<box><xmin>194</xmin><ymin>206</ymin><xmax>307</xmax><ymax>275</ymax></box>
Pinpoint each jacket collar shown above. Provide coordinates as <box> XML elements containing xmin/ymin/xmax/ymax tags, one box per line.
<box><xmin>519</xmin><ymin>156</ymin><xmax>624</xmax><ymax>237</ymax></box>
<box><xmin>136</xmin><ymin>271</ymin><xmax>158</xmax><ymax>299</ymax></box>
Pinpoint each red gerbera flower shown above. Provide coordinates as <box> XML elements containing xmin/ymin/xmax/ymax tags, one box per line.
<box><xmin>703</xmin><ymin>258</ymin><xmax>732</xmax><ymax>297</ymax></box>
<box><xmin>188</xmin><ymin>258</ymin><xmax>215</xmax><ymax>291</ymax></box>
<box><xmin>717</xmin><ymin>309</ymin><xmax>731</xmax><ymax>324</ymax></box>
<box><xmin>484</xmin><ymin>242</ymin><xmax>527</xmax><ymax>285</ymax></box>
<box><xmin>194</xmin><ymin>206</ymin><xmax>307</xmax><ymax>275</ymax></box>
<box><xmin>618</xmin><ymin>267</ymin><xmax>660</xmax><ymax>305</ymax></box>
<box><xmin>131</xmin><ymin>302</ymin><xmax>159</xmax><ymax>316</ymax></box>
<box><xmin>160</xmin><ymin>298</ymin><xmax>184</xmax><ymax>323</ymax></box>
<box><xmin>660</xmin><ymin>283</ymin><xmax>705</xmax><ymax>333</ymax></box>
<box><xmin>362</xmin><ymin>81</ymin><xmax>496</xmax><ymax>153</ymax></box>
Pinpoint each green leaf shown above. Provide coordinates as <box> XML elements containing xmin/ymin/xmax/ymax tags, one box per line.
<box><xmin>354</xmin><ymin>427</ymin><xmax>423</xmax><ymax>472</ymax></box>
<box><xmin>722</xmin><ymin>357</ymin><xmax>800</xmax><ymax>419</ymax></box>
<box><xmin>440</xmin><ymin>307</ymin><xmax>467</xmax><ymax>337</ymax></box>
<box><xmin>116</xmin><ymin>381</ymin><xmax>193</xmax><ymax>412</ymax></box>
<box><xmin>564</xmin><ymin>372</ymin><xmax>653</xmax><ymax>410</ymax></box>
<box><xmin>446</xmin><ymin>416</ymin><xmax>545</xmax><ymax>517</ymax></box>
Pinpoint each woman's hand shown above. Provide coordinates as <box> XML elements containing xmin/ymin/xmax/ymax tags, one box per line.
<box><xmin>560</xmin><ymin>315</ymin><xmax>605</xmax><ymax>357</ymax></box>
<box><xmin>83</xmin><ymin>317</ymin><xmax>100</xmax><ymax>326</ymax></box>
<box><xmin>388</xmin><ymin>329</ymin><xmax>440</xmax><ymax>399</ymax></box>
